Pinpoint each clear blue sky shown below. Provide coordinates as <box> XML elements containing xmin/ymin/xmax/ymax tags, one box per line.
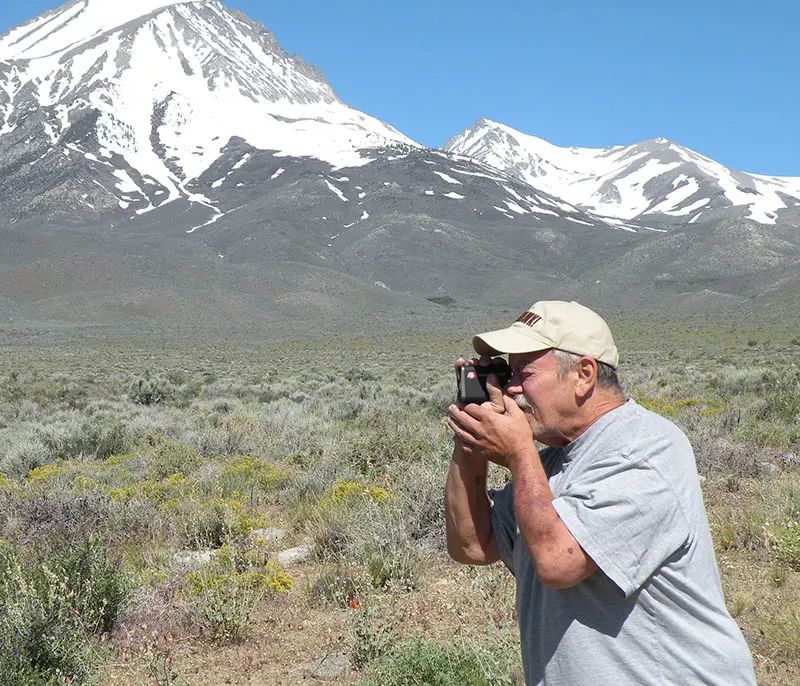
<box><xmin>2</xmin><ymin>0</ymin><xmax>798</xmax><ymax>175</ymax></box>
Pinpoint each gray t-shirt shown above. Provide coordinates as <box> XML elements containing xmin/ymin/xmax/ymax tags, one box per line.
<box><xmin>490</xmin><ymin>400</ymin><xmax>756</xmax><ymax>686</ymax></box>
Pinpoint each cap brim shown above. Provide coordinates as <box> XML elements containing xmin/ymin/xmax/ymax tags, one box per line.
<box><xmin>472</xmin><ymin>324</ymin><xmax>553</xmax><ymax>356</ymax></box>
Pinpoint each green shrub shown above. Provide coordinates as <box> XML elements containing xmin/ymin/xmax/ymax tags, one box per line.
<box><xmin>185</xmin><ymin>542</ymin><xmax>291</xmax><ymax>643</ymax></box>
<box><xmin>365</xmin><ymin>538</ymin><xmax>420</xmax><ymax>591</ymax></box>
<box><xmin>713</xmin><ymin>508</ymin><xmax>769</xmax><ymax>553</ymax></box>
<box><xmin>200</xmin><ymin>370</ymin><xmax>217</xmax><ymax>385</ymax></box>
<box><xmin>706</xmin><ymin>367</ymin><xmax>767</xmax><ymax>396</ymax></box>
<box><xmin>692</xmin><ymin>434</ymin><xmax>762</xmax><ymax>477</ymax></box>
<box><xmin>39</xmin><ymin>417</ymin><xmax>127</xmax><ymax>462</ymax></box>
<box><xmin>337</xmin><ymin>412</ymin><xmax>441</xmax><ymax>474</ymax></box>
<box><xmin>39</xmin><ymin>379</ymin><xmax>89</xmax><ymax>411</ymax></box>
<box><xmin>771</xmin><ymin>559</ymin><xmax>790</xmax><ymax>588</ymax></box>
<box><xmin>256</xmin><ymin>399</ymin><xmax>328</xmax><ymax>466</ymax></box>
<box><xmin>775</xmin><ymin>518</ymin><xmax>800</xmax><ymax>571</ymax></box>
<box><xmin>190</xmin><ymin>580</ymin><xmax>258</xmax><ymax>644</ymax></box>
<box><xmin>34</xmin><ymin>535</ymin><xmax>133</xmax><ymax>634</ymax></box>
<box><xmin>129</xmin><ymin>372</ymin><xmax>174</xmax><ymax>406</ymax></box>
<box><xmin>345</xmin><ymin>599</ymin><xmax>399</xmax><ymax>669</ymax></box>
<box><xmin>175</xmin><ymin>498</ymin><xmax>247</xmax><ymax>550</ymax></box>
<box><xmin>0</xmin><ymin>427</ymin><xmax>49</xmax><ymax>477</ymax></box>
<box><xmin>15</xmin><ymin>489</ymin><xmax>117</xmax><ymax>542</ymax></box>
<box><xmin>0</xmin><ymin>536</ymin><xmax>131</xmax><ymax>684</ymax></box>
<box><xmin>185</xmin><ymin>507</ymin><xmax>230</xmax><ymax>550</ymax></box>
<box><xmin>279</xmin><ymin>460</ymin><xmax>340</xmax><ymax>510</ymax></box>
<box><xmin>344</xmin><ymin>366</ymin><xmax>379</xmax><ymax>383</ymax></box>
<box><xmin>309</xmin><ymin>567</ymin><xmax>363</xmax><ymax>608</ymax></box>
<box><xmin>327</xmin><ymin>396</ymin><xmax>366</xmax><ymax>421</ymax></box>
<box><xmin>146</xmin><ymin>436</ymin><xmax>202</xmax><ymax>480</ymax></box>
<box><xmin>0</xmin><ymin>543</ymin><xmax>91</xmax><ymax>685</ymax></box>
<box><xmin>758</xmin><ymin>609</ymin><xmax>800</xmax><ymax>661</ymax></box>
<box><xmin>216</xmin><ymin>454</ymin><xmax>293</xmax><ymax>502</ymax></box>
<box><xmin>310</xmin><ymin>514</ymin><xmax>350</xmax><ymax>562</ymax></box>
<box><xmin>4</xmin><ymin>371</ymin><xmax>25</xmax><ymax>404</ymax></box>
<box><xmin>759</xmin><ymin>369</ymin><xmax>800</xmax><ymax>423</ymax></box>
<box><xmin>257</xmin><ymin>386</ymin><xmax>286</xmax><ymax>404</ymax></box>
<box><xmin>395</xmin><ymin>459</ymin><xmax>450</xmax><ymax>551</ymax></box>
<box><xmin>359</xmin><ymin>637</ymin><xmax>489</xmax><ymax>686</ymax></box>
<box><xmin>321</xmin><ymin>479</ymin><xmax>392</xmax><ymax>507</ymax></box>
<box><xmin>786</xmin><ymin>487</ymin><xmax>800</xmax><ymax>520</ymax></box>
<box><xmin>736</xmin><ymin>421</ymin><xmax>791</xmax><ymax>451</ymax></box>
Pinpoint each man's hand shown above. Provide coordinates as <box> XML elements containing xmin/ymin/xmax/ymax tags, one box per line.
<box><xmin>447</xmin><ymin>392</ymin><xmax>535</xmax><ymax>469</ymax></box>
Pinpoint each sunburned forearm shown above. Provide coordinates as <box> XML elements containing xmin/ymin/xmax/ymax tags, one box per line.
<box><xmin>445</xmin><ymin>445</ymin><xmax>498</xmax><ymax>565</ymax></box>
<box><xmin>511</xmin><ymin>447</ymin><xmax>597</xmax><ymax>588</ymax></box>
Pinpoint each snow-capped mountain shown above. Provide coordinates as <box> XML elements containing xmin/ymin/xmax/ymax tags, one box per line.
<box><xmin>0</xmin><ymin>0</ymin><xmax>417</xmax><ymax>216</ymax></box>
<box><xmin>0</xmin><ymin>0</ymin><xmax>639</xmax><ymax>237</ymax></box>
<box><xmin>443</xmin><ymin>118</ymin><xmax>800</xmax><ymax>226</ymax></box>
<box><xmin>0</xmin><ymin>1</ymin><xmax>798</xmax><ymax>327</ymax></box>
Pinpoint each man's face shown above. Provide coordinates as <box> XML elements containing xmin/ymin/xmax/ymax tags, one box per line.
<box><xmin>506</xmin><ymin>349</ymin><xmax>576</xmax><ymax>447</ymax></box>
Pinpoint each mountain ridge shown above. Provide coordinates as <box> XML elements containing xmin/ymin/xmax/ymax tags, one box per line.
<box><xmin>443</xmin><ymin>118</ymin><xmax>800</xmax><ymax>226</ymax></box>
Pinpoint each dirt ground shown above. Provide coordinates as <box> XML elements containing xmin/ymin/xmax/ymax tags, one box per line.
<box><xmin>101</xmin><ymin>557</ymin><xmax>517</xmax><ymax>685</ymax></box>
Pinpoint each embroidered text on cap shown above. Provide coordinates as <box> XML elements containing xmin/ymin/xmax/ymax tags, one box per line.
<box><xmin>516</xmin><ymin>311</ymin><xmax>542</xmax><ymax>327</ymax></box>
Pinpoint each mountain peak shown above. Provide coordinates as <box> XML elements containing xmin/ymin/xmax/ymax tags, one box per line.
<box><xmin>473</xmin><ymin>116</ymin><xmax>498</xmax><ymax>129</ymax></box>
<box><xmin>0</xmin><ymin>0</ymin><xmax>201</xmax><ymax>60</ymax></box>
<box><xmin>0</xmin><ymin>0</ymin><xmax>417</xmax><ymax>216</ymax></box>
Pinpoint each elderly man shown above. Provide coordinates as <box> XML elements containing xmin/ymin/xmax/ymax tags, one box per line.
<box><xmin>445</xmin><ymin>300</ymin><xmax>756</xmax><ymax>685</ymax></box>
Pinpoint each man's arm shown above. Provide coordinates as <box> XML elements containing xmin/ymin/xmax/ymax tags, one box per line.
<box><xmin>507</xmin><ymin>442</ymin><xmax>597</xmax><ymax>589</ymax></box>
<box><xmin>444</xmin><ymin>440</ymin><xmax>500</xmax><ymax>565</ymax></box>
<box><xmin>448</xmin><ymin>397</ymin><xmax>597</xmax><ymax>588</ymax></box>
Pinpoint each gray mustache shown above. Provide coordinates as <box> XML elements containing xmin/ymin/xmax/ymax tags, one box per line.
<box><xmin>514</xmin><ymin>394</ymin><xmax>533</xmax><ymax>412</ymax></box>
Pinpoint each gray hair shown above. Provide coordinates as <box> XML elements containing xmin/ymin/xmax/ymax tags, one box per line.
<box><xmin>551</xmin><ymin>349</ymin><xmax>622</xmax><ymax>392</ymax></box>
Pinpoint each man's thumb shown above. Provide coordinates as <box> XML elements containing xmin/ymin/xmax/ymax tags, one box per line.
<box><xmin>485</xmin><ymin>374</ymin><xmax>506</xmax><ymax>414</ymax></box>
<box><xmin>503</xmin><ymin>394</ymin><xmax>522</xmax><ymax>415</ymax></box>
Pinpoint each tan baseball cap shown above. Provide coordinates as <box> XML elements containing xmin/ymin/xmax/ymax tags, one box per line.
<box><xmin>472</xmin><ymin>300</ymin><xmax>619</xmax><ymax>368</ymax></box>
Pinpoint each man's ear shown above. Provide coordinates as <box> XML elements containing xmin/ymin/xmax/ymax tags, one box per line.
<box><xmin>574</xmin><ymin>356</ymin><xmax>598</xmax><ymax>399</ymax></box>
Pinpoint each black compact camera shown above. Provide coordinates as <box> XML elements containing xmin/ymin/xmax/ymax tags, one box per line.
<box><xmin>457</xmin><ymin>361</ymin><xmax>512</xmax><ymax>404</ymax></box>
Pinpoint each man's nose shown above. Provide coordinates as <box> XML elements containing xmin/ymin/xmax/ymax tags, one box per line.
<box><xmin>506</xmin><ymin>377</ymin><xmax>523</xmax><ymax>394</ymax></box>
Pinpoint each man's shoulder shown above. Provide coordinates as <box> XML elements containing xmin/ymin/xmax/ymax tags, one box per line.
<box><xmin>605</xmin><ymin>400</ymin><xmax>689</xmax><ymax>442</ymax></box>
<box><xmin>604</xmin><ymin>402</ymin><xmax>698</xmax><ymax>485</ymax></box>
<box><xmin>576</xmin><ymin>400</ymin><xmax>694</xmax><ymax>469</ymax></box>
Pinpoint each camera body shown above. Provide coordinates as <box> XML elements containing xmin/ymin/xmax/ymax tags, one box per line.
<box><xmin>457</xmin><ymin>362</ymin><xmax>512</xmax><ymax>404</ymax></box>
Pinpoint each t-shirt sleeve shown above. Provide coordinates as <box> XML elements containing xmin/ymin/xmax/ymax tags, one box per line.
<box><xmin>551</xmin><ymin>453</ymin><xmax>690</xmax><ymax>597</ymax></box>
<box><xmin>489</xmin><ymin>483</ymin><xmax>517</xmax><ymax>574</ymax></box>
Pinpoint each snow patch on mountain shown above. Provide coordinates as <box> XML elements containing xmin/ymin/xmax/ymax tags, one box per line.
<box><xmin>432</xmin><ymin>170</ymin><xmax>462</xmax><ymax>185</ymax></box>
<box><xmin>325</xmin><ymin>179</ymin><xmax>348</xmax><ymax>202</ymax></box>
